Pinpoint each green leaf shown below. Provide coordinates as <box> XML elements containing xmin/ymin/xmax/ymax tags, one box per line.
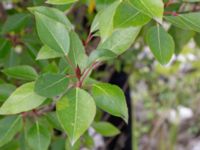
<box><xmin>91</xmin><ymin>82</ymin><xmax>128</xmax><ymax>123</ymax></box>
<box><xmin>1</xmin><ymin>13</ymin><xmax>30</xmax><ymax>34</ymax></box>
<box><xmin>98</xmin><ymin>27</ymin><xmax>141</xmax><ymax>55</ymax></box>
<box><xmin>35</xmin><ymin>73</ymin><xmax>69</xmax><ymax>98</ymax></box>
<box><xmin>114</xmin><ymin>1</ymin><xmax>151</xmax><ymax>28</ymax></box>
<box><xmin>36</xmin><ymin>45</ymin><xmax>64</xmax><ymax>60</ymax></box>
<box><xmin>92</xmin><ymin>122</ymin><xmax>120</xmax><ymax>137</ymax></box>
<box><xmin>82</xmin><ymin>132</ymin><xmax>94</xmax><ymax>149</ymax></box>
<box><xmin>46</xmin><ymin>0</ymin><xmax>78</xmax><ymax>5</ymax></box>
<box><xmin>90</xmin><ymin>11</ymin><xmax>102</xmax><ymax>34</ymax></box>
<box><xmin>0</xmin><ymin>115</ymin><xmax>22</xmax><ymax>147</ymax></box>
<box><xmin>68</xmin><ymin>31</ymin><xmax>88</xmax><ymax>71</ymax></box>
<box><xmin>99</xmin><ymin>0</ymin><xmax>121</xmax><ymax>41</ymax></box>
<box><xmin>95</xmin><ymin>0</ymin><xmax>116</xmax><ymax>11</ymax></box>
<box><xmin>146</xmin><ymin>25</ymin><xmax>174</xmax><ymax>65</ymax></box>
<box><xmin>0</xmin><ymin>38</ymin><xmax>12</xmax><ymax>59</ymax></box>
<box><xmin>27</xmin><ymin>121</ymin><xmax>51</xmax><ymax>150</ymax></box>
<box><xmin>0</xmin><ymin>84</ymin><xmax>16</xmax><ymax>102</ymax></box>
<box><xmin>88</xmin><ymin>49</ymin><xmax>117</xmax><ymax>65</ymax></box>
<box><xmin>56</xmin><ymin>88</ymin><xmax>96</xmax><ymax>145</ymax></box>
<box><xmin>34</xmin><ymin>11</ymin><xmax>70</xmax><ymax>54</ymax></box>
<box><xmin>0</xmin><ymin>82</ymin><xmax>46</xmax><ymax>115</ymax></box>
<box><xmin>129</xmin><ymin>0</ymin><xmax>164</xmax><ymax>23</ymax></box>
<box><xmin>169</xmin><ymin>26</ymin><xmax>195</xmax><ymax>54</ymax></box>
<box><xmin>165</xmin><ymin>13</ymin><xmax>200</xmax><ymax>33</ymax></box>
<box><xmin>29</xmin><ymin>6</ymin><xmax>73</xmax><ymax>30</ymax></box>
<box><xmin>0</xmin><ymin>140</ymin><xmax>19</xmax><ymax>150</ymax></box>
<box><xmin>2</xmin><ymin>65</ymin><xmax>38</xmax><ymax>81</ymax></box>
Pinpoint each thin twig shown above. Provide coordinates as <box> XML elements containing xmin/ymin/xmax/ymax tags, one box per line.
<box><xmin>164</xmin><ymin>11</ymin><xmax>178</xmax><ymax>16</ymax></box>
<box><xmin>84</xmin><ymin>32</ymin><xmax>93</xmax><ymax>47</ymax></box>
<box><xmin>79</xmin><ymin>61</ymin><xmax>100</xmax><ymax>87</ymax></box>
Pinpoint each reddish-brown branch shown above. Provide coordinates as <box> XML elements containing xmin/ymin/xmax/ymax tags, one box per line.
<box><xmin>83</xmin><ymin>32</ymin><xmax>93</xmax><ymax>47</ymax></box>
<box><xmin>164</xmin><ymin>11</ymin><xmax>178</xmax><ymax>16</ymax></box>
<box><xmin>75</xmin><ymin>65</ymin><xmax>82</xmax><ymax>80</ymax></box>
<box><xmin>77</xmin><ymin>61</ymin><xmax>100</xmax><ymax>88</ymax></box>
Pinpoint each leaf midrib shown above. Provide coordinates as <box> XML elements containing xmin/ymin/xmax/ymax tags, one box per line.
<box><xmin>117</xmin><ymin>11</ymin><xmax>140</xmax><ymax>27</ymax></box>
<box><xmin>72</xmin><ymin>88</ymin><xmax>78</xmax><ymax>144</ymax></box>
<box><xmin>156</xmin><ymin>25</ymin><xmax>163</xmax><ymax>63</ymax></box>
<box><xmin>41</xmin><ymin>76</ymin><xmax>67</xmax><ymax>91</ymax></box>
<box><xmin>36</xmin><ymin>12</ymin><xmax>67</xmax><ymax>54</ymax></box>
<box><xmin>180</xmin><ymin>15</ymin><xmax>200</xmax><ymax>32</ymax></box>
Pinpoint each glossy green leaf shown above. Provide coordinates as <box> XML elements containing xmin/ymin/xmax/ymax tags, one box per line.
<box><xmin>88</xmin><ymin>49</ymin><xmax>117</xmax><ymax>65</ymax></box>
<box><xmin>95</xmin><ymin>0</ymin><xmax>116</xmax><ymax>11</ymax></box>
<box><xmin>82</xmin><ymin>132</ymin><xmax>94</xmax><ymax>149</ymax></box>
<box><xmin>46</xmin><ymin>0</ymin><xmax>78</xmax><ymax>5</ymax></box>
<box><xmin>169</xmin><ymin>26</ymin><xmax>195</xmax><ymax>54</ymax></box>
<box><xmin>27</xmin><ymin>121</ymin><xmax>51</xmax><ymax>150</ymax></box>
<box><xmin>92</xmin><ymin>82</ymin><xmax>128</xmax><ymax>123</ymax></box>
<box><xmin>99</xmin><ymin>0</ymin><xmax>121</xmax><ymax>41</ymax></box>
<box><xmin>35</xmin><ymin>73</ymin><xmax>69</xmax><ymax>98</ymax></box>
<box><xmin>68</xmin><ymin>31</ymin><xmax>88</xmax><ymax>71</ymax></box>
<box><xmin>0</xmin><ymin>82</ymin><xmax>46</xmax><ymax>115</ymax></box>
<box><xmin>56</xmin><ymin>88</ymin><xmax>96</xmax><ymax>145</ymax></box>
<box><xmin>129</xmin><ymin>0</ymin><xmax>164</xmax><ymax>23</ymax></box>
<box><xmin>90</xmin><ymin>11</ymin><xmax>102</xmax><ymax>34</ymax></box>
<box><xmin>29</xmin><ymin>6</ymin><xmax>73</xmax><ymax>30</ymax></box>
<box><xmin>0</xmin><ymin>84</ymin><xmax>16</xmax><ymax>102</ymax></box>
<box><xmin>58</xmin><ymin>58</ymin><xmax>72</xmax><ymax>74</ymax></box>
<box><xmin>36</xmin><ymin>45</ymin><xmax>64</xmax><ymax>60</ymax></box>
<box><xmin>98</xmin><ymin>27</ymin><xmax>141</xmax><ymax>55</ymax></box>
<box><xmin>0</xmin><ymin>115</ymin><xmax>22</xmax><ymax>147</ymax></box>
<box><xmin>146</xmin><ymin>25</ymin><xmax>174</xmax><ymax>65</ymax></box>
<box><xmin>34</xmin><ymin>11</ymin><xmax>70</xmax><ymax>54</ymax></box>
<box><xmin>2</xmin><ymin>65</ymin><xmax>38</xmax><ymax>81</ymax></box>
<box><xmin>165</xmin><ymin>13</ymin><xmax>200</xmax><ymax>33</ymax></box>
<box><xmin>92</xmin><ymin>122</ymin><xmax>120</xmax><ymax>137</ymax></box>
<box><xmin>114</xmin><ymin>1</ymin><xmax>151</xmax><ymax>28</ymax></box>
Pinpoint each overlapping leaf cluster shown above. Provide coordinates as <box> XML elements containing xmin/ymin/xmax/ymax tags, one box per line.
<box><xmin>0</xmin><ymin>0</ymin><xmax>200</xmax><ymax>149</ymax></box>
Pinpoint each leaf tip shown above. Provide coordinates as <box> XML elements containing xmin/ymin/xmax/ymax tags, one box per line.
<box><xmin>70</xmin><ymin>138</ymin><xmax>77</xmax><ymax>146</ymax></box>
<box><xmin>123</xmin><ymin>117</ymin><xmax>128</xmax><ymax>124</ymax></box>
<box><xmin>121</xmin><ymin>114</ymin><xmax>128</xmax><ymax>124</ymax></box>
